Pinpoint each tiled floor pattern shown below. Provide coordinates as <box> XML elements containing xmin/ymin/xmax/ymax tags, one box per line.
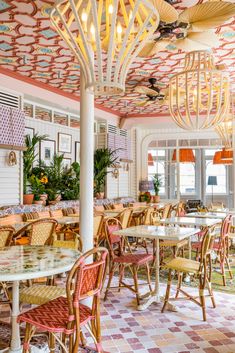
<box><xmin>1</xmin><ymin>280</ymin><xmax>235</xmax><ymax>353</ymax></box>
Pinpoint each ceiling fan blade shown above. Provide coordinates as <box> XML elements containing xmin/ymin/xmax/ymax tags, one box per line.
<box><xmin>179</xmin><ymin>1</ymin><xmax>235</xmax><ymax>31</ymax></box>
<box><xmin>138</xmin><ymin>40</ymin><xmax>169</xmax><ymax>57</ymax></box>
<box><xmin>187</xmin><ymin>31</ymin><xmax>220</xmax><ymax>48</ymax></box>
<box><xmin>151</xmin><ymin>0</ymin><xmax>179</xmax><ymax>23</ymax></box>
<box><xmin>134</xmin><ymin>86</ymin><xmax>159</xmax><ymax>96</ymax></box>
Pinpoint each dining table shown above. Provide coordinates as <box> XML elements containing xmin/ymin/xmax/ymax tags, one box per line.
<box><xmin>185</xmin><ymin>212</ymin><xmax>227</xmax><ymax>220</ymax></box>
<box><xmin>112</xmin><ymin>225</ymin><xmax>200</xmax><ymax>311</ymax></box>
<box><xmin>0</xmin><ymin>245</ymin><xmax>80</xmax><ymax>353</ymax></box>
<box><xmin>161</xmin><ymin>217</ymin><xmax>221</xmax><ymax>228</ymax></box>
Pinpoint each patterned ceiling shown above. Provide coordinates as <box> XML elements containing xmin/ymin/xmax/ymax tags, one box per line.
<box><xmin>0</xmin><ymin>0</ymin><xmax>234</xmax><ymax>117</ymax></box>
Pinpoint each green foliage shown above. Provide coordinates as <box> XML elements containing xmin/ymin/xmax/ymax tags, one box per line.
<box><xmin>23</xmin><ymin>133</ymin><xmax>48</xmax><ymax>194</ymax></box>
<box><xmin>61</xmin><ymin>162</ymin><xmax>80</xmax><ymax>200</ymax></box>
<box><xmin>94</xmin><ymin>148</ymin><xmax>118</xmax><ymax>195</ymax></box>
<box><xmin>152</xmin><ymin>173</ymin><xmax>162</xmax><ymax>196</ymax></box>
<box><xmin>41</xmin><ymin>154</ymin><xmax>64</xmax><ymax>201</ymax></box>
<box><xmin>28</xmin><ymin>175</ymin><xmax>46</xmax><ymax>201</ymax></box>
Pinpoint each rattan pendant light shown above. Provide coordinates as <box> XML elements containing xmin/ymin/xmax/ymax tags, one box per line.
<box><xmin>50</xmin><ymin>0</ymin><xmax>159</xmax><ymax>96</ymax></box>
<box><xmin>215</xmin><ymin>92</ymin><xmax>234</xmax><ymax>151</ymax></box>
<box><xmin>169</xmin><ymin>50</ymin><xmax>230</xmax><ymax>130</ymax></box>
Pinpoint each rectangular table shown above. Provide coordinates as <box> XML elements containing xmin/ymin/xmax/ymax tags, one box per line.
<box><xmin>161</xmin><ymin>217</ymin><xmax>220</xmax><ymax>228</ymax></box>
<box><xmin>113</xmin><ymin>225</ymin><xmax>200</xmax><ymax>311</ymax></box>
<box><xmin>185</xmin><ymin>212</ymin><xmax>226</xmax><ymax>220</ymax></box>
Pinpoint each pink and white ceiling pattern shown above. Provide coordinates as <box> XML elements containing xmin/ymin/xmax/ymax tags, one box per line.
<box><xmin>0</xmin><ymin>0</ymin><xmax>234</xmax><ymax>117</ymax></box>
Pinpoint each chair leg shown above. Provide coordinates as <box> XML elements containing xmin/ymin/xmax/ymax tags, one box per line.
<box><xmin>146</xmin><ymin>262</ymin><xmax>152</xmax><ymax>293</ymax></box>
<box><xmin>199</xmin><ymin>278</ymin><xmax>206</xmax><ymax>321</ymax></box>
<box><xmin>104</xmin><ymin>263</ymin><xmax>115</xmax><ymax>301</ymax></box>
<box><xmin>118</xmin><ymin>264</ymin><xmax>124</xmax><ymax>292</ymax></box>
<box><xmin>225</xmin><ymin>255</ymin><xmax>233</xmax><ymax>280</ymax></box>
<box><xmin>22</xmin><ymin>323</ymin><xmax>32</xmax><ymax>353</ymax></box>
<box><xmin>132</xmin><ymin>266</ymin><xmax>140</xmax><ymax>306</ymax></box>
<box><xmin>175</xmin><ymin>272</ymin><xmax>182</xmax><ymax>299</ymax></box>
<box><xmin>220</xmin><ymin>251</ymin><xmax>226</xmax><ymax>286</ymax></box>
<box><xmin>49</xmin><ymin>332</ymin><xmax>55</xmax><ymax>353</ymax></box>
<box><xmin>161</xmin><ymin>269</ymin><xmax>172</xmax><ymax>313</ymax></box>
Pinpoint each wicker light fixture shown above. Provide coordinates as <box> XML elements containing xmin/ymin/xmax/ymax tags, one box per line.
<box><xmin>215</xmin><ymin>93</ymin><xmax>234</xmax><ymax>150</ymax></box>
<box><xmin>172</xmin><ymin>149</ymin><xmax>195</xmax><ymax>163</ymax></box>
<box><xmin>169</xmin><ymin>50</ymin><xmax>230</xmax><ymax>130</ymax></box>
<box><xmin>50</xmin><ymin>0</ymin><xmax>159</xmax><ymax>96</ymax></box>
<box><xmin>213</xmin><ymin>150</ymin><xmax>233</xmax><ymax>165</ymax></box>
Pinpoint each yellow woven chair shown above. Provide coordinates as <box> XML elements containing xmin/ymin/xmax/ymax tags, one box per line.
<box><xmin>161</xmin><ymin>227</ymin><xmax>216</xmax><ymax>321</ymax></box>
<box><xmin>0</xmin><ymin>226</ymin><xmax>14</xmax><ymax>308</ymax></box>
<box><xmin>19</xmin><ymin>231</ymin><xmax>82</xmax><ymax>306</ymax></box>
<box><xmin>14</xmin><ymin>218</ymin><xmax>57</xmax><ymax>246</ymax></box>
<box><xmin>118</xmin><ymin>208</ymin><xmax>133</xmax><ymax>229</ymax></box>
<box><xmin>93</xmin><ymin>214</ymin><xmax>104</xmax><ymax>246</ymax></box>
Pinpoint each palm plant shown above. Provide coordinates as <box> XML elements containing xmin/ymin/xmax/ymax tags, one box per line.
<box><xmin>94</xmin><ymin>148</ymin><xmax>118</xmax><ymax>196</ymax></box>
<box><xmin>23</xmin><ymin>133</ymin><xmax>48</xmax><ymax>194</ymax></box>
<box><xmin>152</xmin><ymin>173</ymin><xmax>162</xmax><ymax>196</ymax></box>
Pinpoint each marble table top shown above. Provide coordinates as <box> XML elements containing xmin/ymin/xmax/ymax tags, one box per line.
<box><xmin>161</xmin><ymin>217</ymin><xmax>221</xmax><ymax>227</ymax></box>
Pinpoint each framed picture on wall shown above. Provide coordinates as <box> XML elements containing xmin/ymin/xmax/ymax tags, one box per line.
<box><xmin>75</xmin><ymin>141</ymin><xmax>80</xmax><ymax>163</ymax></box>
<box><xmin>58</xmin><ymin>133</ymin><xmax>72</xmax><ymax>153</ymax></box>
<box><xmin>39</xmin><ymin>139</ymin><xmax>56</xmax><ymax>166</ymax></box>
<box><xmin>25</xmin><ymin>127</ymin><xmax>34</xmax><ymax>139</ymax></box>
<box><xmin>62</xmin><ymin>158</ymin><xmax>71</xmax><ymax>169</ymax></box>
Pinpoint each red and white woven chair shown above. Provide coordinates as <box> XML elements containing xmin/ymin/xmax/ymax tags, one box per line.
<box><xmin>104</xmin><ymin>218</ymin><xmax>153</xmax><ymax>305</ymax></box>
<box><xmin>18</xmin><ymin>247</ymin><xmax>108</xmax><ymax>353</ymax></box>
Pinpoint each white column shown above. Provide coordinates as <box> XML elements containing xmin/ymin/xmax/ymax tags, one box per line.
<box><xmin>79</xmin><ymin>71</ymin><xmax>94</xmax><ymax>253</ymax></box>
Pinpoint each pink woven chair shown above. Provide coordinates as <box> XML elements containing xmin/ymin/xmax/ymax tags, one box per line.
<box><xmin>104</xmin><ymin>218</ymin><xmax>153</xmax><ymax>305</ymax></box>
<box><xmin>18</xmin><ymin>247</ymin><xmax>108</xmax><ymax>353</ymax></box>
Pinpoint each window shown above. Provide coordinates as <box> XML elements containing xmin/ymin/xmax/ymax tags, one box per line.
<box><xmin>205</xmin><ymin>149</ymin><xmax>227</xmax><ymax>194</ymax></box>
<box><xmin>179</xmin><ymin>162</ymin><xmax>196</xmax><ymax>195</ymax></box>
<box><xmin>148</xmin><ymin>149</ymin><xmax>166</xmax><ymax>195</ymax></box>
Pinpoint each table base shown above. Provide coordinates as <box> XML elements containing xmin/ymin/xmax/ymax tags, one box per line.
<box><xmin>137</xmin><ymin>293</ymin><xmax>177</xmax><ymax>312</ymax></box>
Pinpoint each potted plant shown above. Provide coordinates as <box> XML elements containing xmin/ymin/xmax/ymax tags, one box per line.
<box><xmin>23</xmin><ymin>133</ymin><xmax>47</xmax><ymax>204</ymax></box>
<box><xmin>29</xmin><ymin>175</ymin><xmax>46</xmax><ymax>205</ymax></box>
<box><xmin>94</xmin><ymin>148</ymin><xmax>118</xmax><ymax>198</ymax></box>
<box><xmin>42</xmin><ymin>154</ymin><xmax>64</xmax><ymax>204</ymax></box>
<box><xmin>61</xmin><ymin>162</ymin><xmax>80</xmax><ymax>200</ymax></box>
<box><xmin>152</xmin><ymin>174</ymin><xmax>162</xmax><ymax>203</ymax></box>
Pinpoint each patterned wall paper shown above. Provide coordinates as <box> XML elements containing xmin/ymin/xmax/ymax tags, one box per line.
<box><xmin>0</xmin><ymin>104</ymin><xmax>25</xmax><ymax>148</ymax></box>
<box><xmin>0</xmin><ymin>0</ymin><xmax>234</xmax><ymax>117</ymax></box>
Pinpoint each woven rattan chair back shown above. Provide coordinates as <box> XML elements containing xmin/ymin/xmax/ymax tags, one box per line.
<box><xmin>16</xmin><ymin>219</ymin><xmax>57</xmax><ymax>246</ymax></box>
<box><xmin>94</xmin><ymin>215</ymin><xmax>104</xmax><ymax>238</ymax></box>
<box><xmin>162</xmin><ymin>204</ymin><xmax>172</xmax><ymax>219</ymax></box>
<box><xmin>0</xmin><ymin>226</ymin><xmax>14</xmax><ymax>247</ymax></box>
<box><xmin>105</xmin><ymin>218</ymin><xmax>123</xmax><ymax>260</ymax></box>
<box><xmin>150</xmin><ymin>211</ymin><xmax>161</xmax><ymax>225</ymax></box>
<box><xmin>53</xmin><ymin>231</ymin><xmax>83</xmax><ymax>252</ymax></box>
<box><xmin>118</xmin><ymin>208</ymin><xmax>133</xmax><ymax>229</ymax></box>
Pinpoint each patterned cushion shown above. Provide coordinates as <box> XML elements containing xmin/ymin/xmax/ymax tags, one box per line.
<box><xmin>23</xmin><ymin>212</ymin><xmax>39</xmax><ymax>221</ymax></box>
<box><xmin>20</xmin><ymin>285</ymin><xmax>66</xmax><ymax>305</ymax></box>
<box><xmin>62</xmin><ymin>208</ymin><xmax>75</xmax><ymax>216</ymax></box>
<box><xmin>18</xmin><ymin>296</ymin><xmax>93</xmax><ymax>333</ymax></box>
<box><xmin>50</xmin><ymin>210</ymin><xmax>63</xmax><ymax>218</ymax></box>
<box><xmin>114</xmin><ymin>253</ymin><xmax>153</xmax><ymax>265</ymax></box>
<box><xmin>37</xmin><ymin>211</ymin><xmax>51</xmax><ymax>219</ymax></box>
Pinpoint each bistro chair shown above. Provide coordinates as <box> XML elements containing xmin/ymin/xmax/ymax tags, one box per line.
<box><xmin>104</xmin><ymin>218</ymin><xmax>153</xmax><ymax>305</ymax></box>
<box><xmin>161</xmin><ymin>204</ymin><xmax>172</xmax><ymax>219</ymax></box>
<box><xmin>118</xmin><ymin>208</ymin><xmax>133</xmax><ymax>229</ymax></box>
<box><xmin>94</xmin><ymin>214</ymin><xmax>104</xmax><ymax>246</ymax></box>
<box><xmin>0</xmin><ymin>226</ymin><xmax>14</xmax><ymax>307</ymax></box>
<box><xmin>19</xmin><ymin>232</ymin><xmax>83</xmax><ymax>306</ymax></box>
<box><xmin>14</xmin><ymin>218</ymin><xmax>57</xmax><ymax>246</ymax></box>
<box><xmin>18</xmin><ymin>247</ymin><xmax>108</xmax><ymax>353</ymax></box>
<box><xmin>162</xmin><ymin>227</ymin><xmax>216</xmax><ymax>321</ymax></box>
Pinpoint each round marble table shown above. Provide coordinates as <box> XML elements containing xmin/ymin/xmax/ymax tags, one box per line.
<box><xmin>0</xmin><ymin>245</ymin><xmax>81</xmax><ymax>353</ymax></box>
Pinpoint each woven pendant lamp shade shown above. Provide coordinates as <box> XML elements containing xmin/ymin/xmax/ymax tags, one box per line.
<box><xmin>50</xmin><ymin>0</ymin><xmax>159</xmax><ymax>96</ymax></box>
<box><xmin>172</xmin><ymin>149</ymin><xmax>195</xmax><ymax>163</ymax></box>
<box><xmin>213</xmin><ymin>150</ymin><xmax>233</xmax><ymax>165</ymax></box>
<box><xmin>221</xmin><ymin>148</ymin><xmax>233</xmax><ymax>161</ymax></box>
<box><xmin>148</xmin><ymin>153</ymin><xmax>154</xmax><ymax>166</ymax></box>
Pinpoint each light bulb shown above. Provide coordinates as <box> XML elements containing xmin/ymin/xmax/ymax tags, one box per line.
<box><xmin>90</xmin><ymin>22</ymin><xmax>95</xmax><ymax>42</ymax></box>
<box><xmin>108</xmin><ymin>3</ymin><xmax>113</xmax><ymax>14</ymax></box>
<box><xmin>129</xmin><ymin>10</ymin><xmax>133</xmax><ymax>21</ymax></box>
<box><xmin>81</xmin><ymin>9</ymin><xmax>87</xmax><ymax>22</ymax></box>
<box><xmin>117</xmin><ymin>22</ymin><xmax>122</xmax><ymax>34</ymax></box>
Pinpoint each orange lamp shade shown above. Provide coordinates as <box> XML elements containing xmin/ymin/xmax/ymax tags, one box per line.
<box><xmin>221</xmin><ymin>148</ymin><xmax>233</xmax><ymax>161</ymax></box>
<box><xmin>172</xmin><ymin>149</ymin><xmax>195</xmax><ymax>163</ymax></box>
<box><xmin>148</xmin><ymin>153</ymin><xmax>154</xmax><ymax>166</ymax></box>
<box><xmin>213</xmin><ymin>150</ymin><xmax>233</xmax><ymax>165</ymax></box>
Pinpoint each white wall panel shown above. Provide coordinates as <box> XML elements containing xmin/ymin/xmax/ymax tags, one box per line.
<box><xmin>0</xmin><ymin>149</ymin><xmax>21</xmax><ymax>206</ymax></box>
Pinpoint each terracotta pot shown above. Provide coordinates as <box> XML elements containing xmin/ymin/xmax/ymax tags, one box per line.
<box><xmin>23</xmin><ymin>194</ymin><xmax>34</xmax><ymax>205</ymax></box>
<box><xmin>154</xmin><ymin>195</ymin><xmax>160</xmax><ymax>203</ymax></box>
<box><xmin>33</xmin><ymin>200</ymin><xmax>44</xmax><ymax>205</ymax></box>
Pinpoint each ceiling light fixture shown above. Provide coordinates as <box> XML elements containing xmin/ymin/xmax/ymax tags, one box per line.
<box><xmin>213</xmin><ymin>150</ymin><xmax>233</xmax><ymax>165</ymax></box>
<box><xmin>50</xmin><ymin>0</ymin><xmax>159</xmax><ymax>96</ymax></box>
<box><xmin>215</xmin><ymin>92</ymin><xmax>234</xmax><ymax>151</ymax></box>
<box><xmin>172</xmin><ymin>148</ymin><xmax>195</xmax><ymax>163</ymax></box>
<box><xmin>169</xmin><ymin>50</ymin><xmax>230</xmax><ymax>130</ymax></box>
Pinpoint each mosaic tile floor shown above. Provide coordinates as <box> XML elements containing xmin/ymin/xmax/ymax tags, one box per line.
<box><xmin>1</xmin><ymin>280</ymin><xmax>235</xmax><ymax>353</ymax></box>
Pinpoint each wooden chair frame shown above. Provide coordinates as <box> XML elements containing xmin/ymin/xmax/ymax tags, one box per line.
<box><xmin>0</xmin><ymin>226</ymin><xmax>14</xmax><ymax>308</ymax></box>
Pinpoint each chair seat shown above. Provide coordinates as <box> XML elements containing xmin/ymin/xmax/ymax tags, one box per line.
<box><xmin>114</xmin><ymin>253</ymin><xmax>153</xmax><ymax>265</ymax></box>
<box><xmin>18</xmin><ymin>296</ymin><xmax>93</xmax><ymax>334</ymax></box>
<box><xmin>191</xmin><ymin>241</ymin><xmax>202</xmax><ymax>250</ymax></box>
<box><xmin>160</xmin><ymin>239</ymin><xmax>188</xmax><ymax>248</ymax></box>
<box><xmin>20</xmin><ymin>285</ymin><xmax>66</xmax><ymax>305</ymax></box>
<box><xmin>165</xmin><ymin>257</ymin><xmax>200</xmax><ymax>274</ymax></box>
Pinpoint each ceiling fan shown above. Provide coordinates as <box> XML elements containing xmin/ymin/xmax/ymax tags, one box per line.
<box><xmin>138</xmin><ymin>1</ymin><xmax>235</xmax><ymax>57</ymax></box>
<box><xmin>134</xmin><ymin>78</ymin><xmax>167</xmax><ymax>107</ymax></box>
